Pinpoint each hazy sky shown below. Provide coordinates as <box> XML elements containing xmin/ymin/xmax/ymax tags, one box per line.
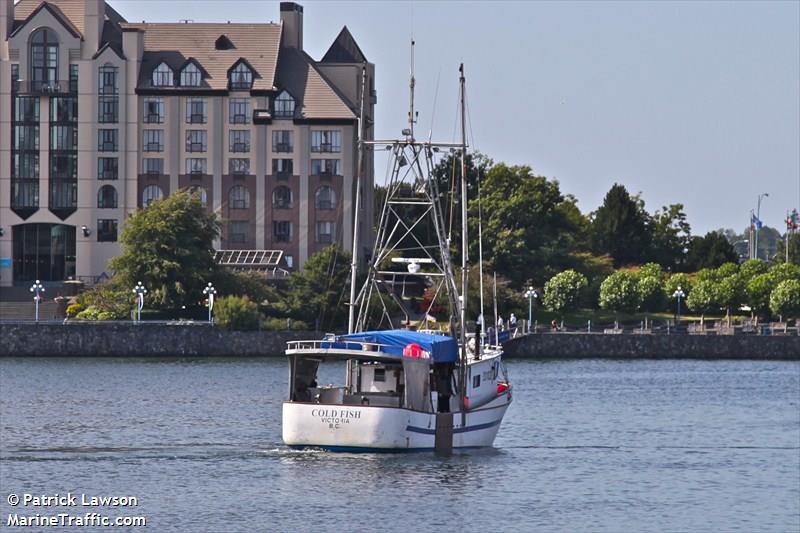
<box><xmin>113</xmin><ymin>0</ymin><xmax>800</xmax><ymax>235</ymax></box>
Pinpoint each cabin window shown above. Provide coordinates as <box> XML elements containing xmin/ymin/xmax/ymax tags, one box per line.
<box><xmin>374</xmin><ymin>368</ymin><xmax>386</xmax><ymax>382</ymax></box>
<box><xmin>472</xmin><ymin>374</ymin><xmax>481</xmax><ymax>388</ymax></box>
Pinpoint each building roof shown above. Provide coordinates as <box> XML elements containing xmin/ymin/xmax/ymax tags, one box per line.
<box><xmin>121</xmin><ymin>22</ymin><xmax>282</xmax><ymax>91</ymax></box>
<box><xmin>12</xmin><ymin>0</ymin><xmax>125</xmax><ymax>36</ymax></box>
<box><xmin>321</xmin><ymin>26</ymin><xmax>367</xmax><ymax>64</ymax></box>
<box><xmin>276</xmin><ymin>47</ymin><xmax>356</xmax><ymax>120</ymax></box>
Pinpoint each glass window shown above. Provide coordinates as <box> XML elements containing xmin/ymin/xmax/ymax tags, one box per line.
<box><xmin>98</xmin><ymin>129</ymin><xmax>118</xmax><ymax>152</ymax></box>
<box><xmin>143</xmin><ymin>158</ymin><xmax>164</xmax><ymax>175</ymax></box>
<box><xmin>274</xmin><ymin>90</ymin><xmax>295</xmax><ymax>118</ymax></box>
<box><xmin>315</xmin><ymin>186</ymin><xmax>337</xmax><ymax>210</ymax></box>
<box><xmin>13</xmin><ymin>96</ymin><xmax>39</xmax><ymax>122</ymax></box>
<box><xmin>315</xmin><ymin>221</ymin><xmax>336</xmax><ymax>244</ymax></box>
<box><xmin>229</xmin><ymin>130</ymin><xmax>250</xmax><ymax>153</ymax></box>
<box><xmin>11</xmin><ymin>63</ymin><xmax>20</xmax><ymax>92</ymax></box>
<box><xmin>98</xmin><ymin>157</ymin><xmax>118</xmax><ymax>180</ymax></box>
<box><xmin>142</xmin><ymin>184</ymin><xmax>163</xmax><ymax>207</ymax></box>
<box><xmin>13</xmin><ymin>153</ymin><xmax>40</xmax><ymax>179</ymax></box>
<box><xmin>272</xmin><ymin>130</ymin><xmax>293</xmax><ymax>152</ymax></box>
<box><xmin>143</xmin><ymin>130</ymin><xmax>164</xmax><ymax>152</ymax></box>
<box><xmin>229</xmin><ymin>185</ymin><xmax>250</xmax><ymax>209</ymax></box>
<box><xmin>310</xmin><ymin>159</ymin><xmax>341</xmax><ymax>175</ymax></box>
<box><xmin>186</xmin><ymin>158</ymin><xmax>207</xmax><ymax>175</ymax></box>
<box><xmin>229</xmin><ymin>62</ymin><xmax>252</xmax><ymax>90</ymax></box>
<box><xmin>229</xmin><ymin>158</ymin><xmax>250</xmax><ymax>175</ymax></box>
<box><xmin>30</xmin><ymin>29</ymin><xmax>58</xmax><ymax>90</ymax></box>
<box><xmin>50</xmin><ymin>125</ymin><xmax>77</xmax><ymax>151</ymax></box>
<box><xmin>143</xmin><ymin>97</ymin><xmax>164</xmax><ymax>123</ymax></box>
<box><xmin>272</xmin><ymin>158</ymin><xmax>293</xmax><ymax>175</ymax></box>
<box><xmin>229</xmin><ymin>221</ymin><xmax>248</xmax><ymax>243</ymax></box>
<box><xmin>97</xmin><ymin>219</ymin><xmax>118</xmax><ymax>242</ymax></box>
<box><xmin>98</xmin><ymin>65</ymin><xmax>118</xmax><ymax>94</ymax></box>
<box><xmin>152</xmin><ymin>62</ymin><xmax>173</xmax><ymax>87</ymax></box>
<box><xmin>186</xmin><ymin>130</ymin><xmax>207</xmax><ymax>152</ymax></box>
<box><xmin>191</xmin><ymin>187</ymin><xmax>208</xmax><ymax>207</ymax></box>
<box><xmin>51</xmin><ymin>97</ymin><xmax>77</xmax><ymax>122</ymax></box>
<box><xmin>97</xmin><ymin>185</ymin><xmax>118</xmax><ymax>208</ymax></box>
<box><xmin>50</xmin><ymin>180</ymin><xmax>77</xmax><ymax>211</ymax></box>
<box><xmin>272</xmin><ymin>221</ymin><xmax>292</xmax><ymax>242</ymax></box>
<box><xmin>229</xmin><ymin>98</ymin><xmax>250</xmax><ymax>124</ymax></box>
<box><xmin>98</xmin><ymin>96</ymin><xmax>118</xmax><ymax>123</ymax></box>
<box><xmin>311</xmin><ymin>130</ymin><xmax>341</xmax><ymax>153</ymax></box>
<box><xmin>69</xmin><ymin>64</ymin><xmax>78</xmax><ymax>93</ymax></box>
<box><xmin>272</xmin><ymin>186</ymin><xmax>292</xmax><ymax>209</ymax></box>
<box><xmin>186</xmin><ymin>97</ymin><xmax>207</xmax><ymax>124</ymax></box>
<box><xmin>13</xmin><ymin>125</ymin><xmax>39</xmax><ymax>150</ymax></box>
<box><xmin>181</xmin><ymin>63</ymin><xmax>202</xmax><ymax>87</ymax></box>
<box><xmin>50</xmin><ymin>153</ymin><xmax>77</xmax><ymax>178</ymax></box>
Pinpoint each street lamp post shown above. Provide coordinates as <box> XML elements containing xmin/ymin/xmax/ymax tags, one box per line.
<box><xmin>203</xmin><ymin>283</ymin><xmax>217</xmax><ymax>323</ymax></box>
<box><xmin>30</xmin><ymin>280</ymin><xmax>44</xmax><ymax>322</ymax></box>
<box><xmin>672</xmin><ymin>286</ymin><xmax>686</xmax><ymax>327</ymax></box>
<box><xmin>133</xmin><ymin>282</ymin><xmax>147</xmax><ymax>322</ymax></box>
<box><xmin>524</xmin><ymin>287</ymin><xmax>538</xmax><ymax>334</ymax></box>
<box><xmin>755</xmin><ymin>192</ymin><xmax>769</xmax><ymax>260</ymax></box>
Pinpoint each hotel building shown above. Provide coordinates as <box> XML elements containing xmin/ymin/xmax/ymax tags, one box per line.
<box><xmin>0</xmin><ymin>0</ymin><xmax>375</xmax><ymax>287</ymax></box>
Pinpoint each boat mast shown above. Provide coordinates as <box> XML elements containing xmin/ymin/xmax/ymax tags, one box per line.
<box><xmin>409</xmin><ymin>41</ymin><xmax>416</xmax><ymax>140</ymax></box>
<box><xmin>458</xmin><ymin>64</ymin><xmax>469</xmax><ymax>415</ymax></box>
<box><xmin>348</xmin><ymin>65</ymin><xmax>368</xmax><ymax>334</ymax></box>
<box><xmin>477</xmin><ymin>177</ymin><xmax>485</xmax><ymax>356</ymax></box>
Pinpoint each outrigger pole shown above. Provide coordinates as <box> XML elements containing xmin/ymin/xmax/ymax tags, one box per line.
<box><xmin>458</xmin><ymin>64</ymin><xmax>469</xmax><ymax>424</ymax></box>
<box><xmin>348</xmin><ymin>65</ymin><xmax>368</xmax><ymax>335</ymax></box>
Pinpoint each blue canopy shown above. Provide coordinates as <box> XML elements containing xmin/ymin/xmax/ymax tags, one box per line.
<box><xmin>338</xmin><ymin>330</ymin><xmax>458</xmax><ymax>363</ymax></box>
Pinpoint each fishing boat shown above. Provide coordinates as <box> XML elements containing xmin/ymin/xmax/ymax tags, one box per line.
<box><xmin>282</xmin><ymin>57</ymin><xmax>512</xmax><ymax>452</ymax></box>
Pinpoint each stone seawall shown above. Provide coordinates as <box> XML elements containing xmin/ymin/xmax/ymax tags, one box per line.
<box><xmin>502</xmin><ymin>332</ymin><xmax>800</xmax><ymax>360</ymax></box>
<box><xmin>1</xmin><ymin>324</ymin><xmax>798</xmax><ymax>359</ymax></box>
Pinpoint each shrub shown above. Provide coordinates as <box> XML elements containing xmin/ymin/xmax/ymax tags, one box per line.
<box><xmin>65</xmin><ymin>303</ymin><xmax>83</xmax><ymax>318</ymax></box>
<box><xmin>599</xmin><ymin>271</ymin><xmax>640</xmax><ymax>314</ymax></box>
<box><xmin>542</xmin><ymin>270</ymin><xmax>588</xmax><ymax>315</ymax></box>
<box><xmin>214</xmin><ymin>295</ymin><xmax>261</xmax><ymax>331</ymax></box>
<box><xmin>770</xmin><ymin>280</ymin><xmax>800</xmax><ymax>320</ymax></box>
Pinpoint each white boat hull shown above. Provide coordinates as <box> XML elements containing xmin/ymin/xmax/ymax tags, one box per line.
<box><xmin>282</xmin><ymin>391</ymin><xmax>511</xmax><ymax>451</ymax></box>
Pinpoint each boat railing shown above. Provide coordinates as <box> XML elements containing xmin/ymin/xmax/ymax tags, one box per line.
<box><xmin>286</xmin><ymin>338</ymin><xmax>392</xmax><ymax>354</ymax></box>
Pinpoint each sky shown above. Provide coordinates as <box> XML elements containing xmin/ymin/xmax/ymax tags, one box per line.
<box><xmin>112</xmin><ymin>0</ymin><xmax>800</xmax><ymax>235</ymax></box>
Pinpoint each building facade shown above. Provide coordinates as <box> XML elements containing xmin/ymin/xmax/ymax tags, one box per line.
<box><xmin>0</xmin><ymin>0</ymin><xmax>375</xmax><ymax>287</ymax></box>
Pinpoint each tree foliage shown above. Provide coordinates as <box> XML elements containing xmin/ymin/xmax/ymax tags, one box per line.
<box><xmin>650</xmin><ymin>204</ymin><xmax>692</xmax><ymax>270</ymax></box>
<box><xmin>590</xmin><ymin>184</ymin><xmax>652</xmax><ymax>267</ymax></box>
<box><xmin>686</xmin><ymin>279</ymin><xmax>717</xmax><ymax>317</ymax></box>
<box><xmin>108</xmin><ymin>189</ymin><xmax>220</xmax><ymax>309</ymax></box>
<box><xmin>770</xmin><ymin>280</ymin><xmax>800</xmax><ymax>319</ymax></box>
<box><xmin>598</xmin><ymin>270</ymin><xmax>640</xmax><ymax>314</ymax></box>
<box><xmin>685</xmin><ymin>231</ymin><xmax>738</xmax><ymax>271</ymax></box>
<box><xmin>542</xmin><ymin>270</ymin><xmax>588</xmax><ymax>315</ymax></box>
<box><xmin>214</xmin><ymin>295</ymin><xmax>261</xmax><ymax>331</ymax></box>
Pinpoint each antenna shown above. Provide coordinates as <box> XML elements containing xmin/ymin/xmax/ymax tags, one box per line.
<box><xmin>406</xmin><ymin>40</ymin><xmax>416</xmax><ymax>140</ymax></box>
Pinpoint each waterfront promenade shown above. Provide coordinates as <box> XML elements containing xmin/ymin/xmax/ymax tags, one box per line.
<box><xmin>1</xmin><ymin>322</ymin><xmax>798</xmax><ymax>359</ymax></box>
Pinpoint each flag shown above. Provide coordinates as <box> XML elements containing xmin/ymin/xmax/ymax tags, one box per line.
<box><xmin>751</xmin><ymin>213</ymin><xmax>762</xmax><ymax>230</ymax></box>
<box><xmin>788</xmin><ymin>209</ymin><xmax>799</xmax><ymax>231</ymax></box>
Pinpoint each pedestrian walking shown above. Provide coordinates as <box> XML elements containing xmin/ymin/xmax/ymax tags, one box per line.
<box><xmin>509</xmin><ymin>313</ymin><xmax>518</xmax><ymax>337</ymax></box>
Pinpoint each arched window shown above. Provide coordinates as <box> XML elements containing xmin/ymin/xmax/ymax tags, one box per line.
<box><xmin>229</xmin><ymin>185</ymin><xmax>250</xmax><ymax>209</ymax></box>
<box><xmin>272</xmin><ymin>186</ymin><xmax>292</xmax><ymax>209</ymax></box>
<box><xmin>274</xmin><ymin>90</ymin><xmax>295</xmax><ymax>118</ymax></box>
<box><xmin>152</xmin><ymin>62</ymin><xmax>173</xmax><ymax>87</ymax></box>
<box><xmin>30</xmin><ymin>28</ymin><xmax>58</xmax><ymax>90</ymax></box>
<box><xmin>97</xmin><ymin>185</ymin><xmax>118</xmax><ymax>208</ymax></box>
<box><xmin>181</xmin><ymin>63</ymin><xmax>201</xmax><ymax>87</ymax></box>
<box><xmin>142</xmin><ymin>184</ymin><xmax>163</xmax><ymax>207</ymax></box>
<box><xmin>190</xmin><ymin>186</ymin><xmax>208</xmax><ymax>207</ymax></box>
<box><xmin>229</xmin><ymin>62</ymin><xmax>252</xmax><ymax>90</ymax></box>
<box><xmin>315</xmin><ymin>186</ymin><xmax>336</xmax><ymax>210</ymax></box>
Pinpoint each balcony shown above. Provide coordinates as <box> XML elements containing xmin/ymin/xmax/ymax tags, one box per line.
<box><xmin>145</xmin><ymin>113</ymin><xmax>163</xmax><ymax>124</ymax></box>
<box><xmin>189</xmin><ymin>169</ymin><xmax>205</xmax><ymax>178</ymax></box>
<box><xmin>187</xmin><ymin>142</ymin><xmax>205</xmax><ymax>153</ymax></box>
<box><xmin>145</xmin><ymin>142</ymin><xmax>163</xmax><ymax>152</ymax></box>
<box><xmin>231</xmin><ymin>114</ymin><xmax>248</xmax><ymax>124</ymax></box>
<box><xmin>231</xmin><ymin>142</ymin><xmax>249</xmax><ymax>153</ymax></box>
<box><xmin>99</xmin><ymin>84</ymin><xmax>117</xmax><ymax>95</ymax></box>
<box><xmin>253</xmin><ymin>109</ymin><xmax>272</xmax><ymax>124</ymax></box>
<box><xmin>312</xmin><ymin>143</ymin><xmax>337</xmax><ymax>153</ymax></box>
<box><xmin>188</xmin><ymin>113</ymin><xmax>206</xmax><ymax>124</ymax></box>
<box><xmin>100</xmin><ymin>170</ymin><xmax>118</xmax><ymax>180</ymax></box>
<box><xmin>99</xmin><ymin>113</ymin><xmax>118</xmax><ymax>124</ymax></box>
<box><xmin>273</xmin><ymin>142</ymin><xmax>292</xmax><ymax>153</ymax></box>
<box><xmin>99</xmin><ymin>142</ymin><xmax>117</xmax><ymax>152</ymax></box>
<box><xmin>13</xmin><ymin>80</ymin><xmax>74</xmax><ymax>95</ymax></box>
<box><xmin>229</xmin><ymin>81</ymin><xmax>252</xmax><ymax>91</ymax></box>
<box><xmin>317</xmin><ymin>170</ymin><xmax>333</xmax><ymax>180</ymax></box>
<box><xmin>146</xmin><ymin>168</ymin><xmax>162</xmax><ymax>176</ymax></box>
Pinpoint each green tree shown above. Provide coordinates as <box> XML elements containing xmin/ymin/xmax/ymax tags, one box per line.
<box><xmin>472</xmin><ymin>164</ymin><xmax>585</xmax><ymax>286</ymax></box>
<box><xmin>686</xmin><ymin>279</ymin><xmax>718</xmax><ymax>324</ymax></box>
<box><xmin>685</xmin><ymin>231</ymin><xmax>738</xmax><ymax>271</ymax></box>
<box><xmin>715</xmin><ymin>275</ymin><xmax>743</xmax><ymax>323</ymax></box>
<box><xmin>108</xmin><ymin>189</ymin><xmax>220</xmax><ymax>308</ymax></box>
<box><xmin>739</xmin><ymin>259</ymin><xmax>768</xmax><ymax>283</ymax></box>
<box><xmin>599</xmin><ymin>271</ymin><xmax>640</xmax><ymax>315</ymax></box>
<box><xmin>665</xmin><ymin>272</ymin><xmax>692</xmax><ymax>300</ymax></box>
<box><xmin>542</xmin><ymin>270</ymin><xmax>588</xmax><ymax>316</ymax></box>
<box><xmin>590</xmin><ymin>184</ymin><xmax>652</xmax><ymax>267</ymax></box>
<box><xmin>283</xmin><ymin>244</ymin><xmax>352</xmax><ymax>329</ymax></box>
<box><xmin>214</xmin><ymin>295</ymin><xmax>261</xmax><ymax>331</ymax></box>
<box><xmin>650</xmin><ymin>203</ymin><xmax>692</xmax><ymax>270</ymax></box>
<box><xmin>745</xmin><ymin>273</ymin><xmax>773</xmax><ymax>320</ymax></box>
<box><xmin>774</xmin><ymin>233</ymin><xmax>800</xmax><ymax>264</ymax></box>
<box><xmin>769</xmin><ymin>280</ymin><xmax>800</xmax><ymax>320</ymax></box>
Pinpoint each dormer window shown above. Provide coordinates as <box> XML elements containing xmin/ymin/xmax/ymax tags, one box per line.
<box><xmin>229</xmin><ymin>62</ymin><xmax>252</xmax><ymax>91</ymax></box>
<box><xmin>274</xmin><ymin>90</ymin><xmax>295</xmax><ymax>119</ymax></box>
<box><xmin>181</xmin><ymin>63</ymin><xmax>201</xmax><ymax>87</ymax></box>
<box><xmin>215</xmin><ymin>35</ymin><xmax>235</xmax><ymax>50</ymax></box>
<box><xmin>152</xmin><ymin>62</ymin><xmax>173</xmax><ymax>87</ymax></box>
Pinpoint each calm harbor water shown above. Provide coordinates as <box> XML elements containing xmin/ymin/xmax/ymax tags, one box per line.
<box><xmin>1</xmin><ymin>357</ymin><xmax>798</xmax><ymax>533</ymax></box>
